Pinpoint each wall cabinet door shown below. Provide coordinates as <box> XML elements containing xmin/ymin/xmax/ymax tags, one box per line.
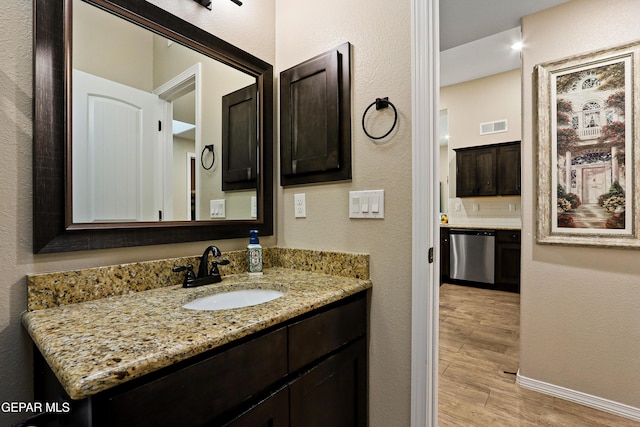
<box><xmin>455</xmin><ymin>150</ymin><xmax>478</xmax><ymax>196</ymax></box>
<box><xmin>497</xmin><ymin>143</ymin><xmax>521</xmax><ymax>195</ymax></box>
<box><xmin>475</xmin><ymin>147</ymin><xmax>497</xmax><ymax>196</ymax></box>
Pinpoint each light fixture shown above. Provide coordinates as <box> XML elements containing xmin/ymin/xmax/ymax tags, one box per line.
<box><xmin>511</xmin><ymin>41</ymin><xmax>523</xmax><ymax>51</ymax></box>
<box><xmin>193</xmin><ymin>0</ymin><xmax>212</xmax><ymax>10</ymax></box>
<box><xmin>193</xmin><ymin>0</ymin><xmax>243</xmax><ymax>9</ymax></box>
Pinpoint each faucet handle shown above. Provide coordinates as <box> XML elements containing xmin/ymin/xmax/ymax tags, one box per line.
<box><xmin>173</xmin><ymin>264</ymin><xmax>196</xmax><ymax>287</ymax></box>
<box><xmin>209</xmin><ymin>259</ymin><xmax>230</xmax><ymax>277</ymax></box>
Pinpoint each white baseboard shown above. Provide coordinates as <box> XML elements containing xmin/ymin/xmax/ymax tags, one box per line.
<box><xmin>516</xmin><ymin>371</ymin><xmax>640</xmax><ymax>423</ymax></box>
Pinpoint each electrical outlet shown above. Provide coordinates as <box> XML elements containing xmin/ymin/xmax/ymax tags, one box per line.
<box><xmin>294</xmin><ymin>193</ymin><xmax>306</xmax><ymax>218</ymax></box>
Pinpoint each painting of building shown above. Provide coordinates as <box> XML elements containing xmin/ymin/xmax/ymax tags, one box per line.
<box><xmin>553</xmin><ymin>58</ymin><xmax>630</xmax><ymax>232</ymax></box>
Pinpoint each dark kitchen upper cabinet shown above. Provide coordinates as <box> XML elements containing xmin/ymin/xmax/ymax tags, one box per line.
<box><xmin>280</xmin><ymin>43</ymin><xmax>351</xmax><ymax>186</ymax></box>
<box><xmin>455</xmin><ymin>141</ymin><xmax>520</xmax><ymax>197</ymax></box>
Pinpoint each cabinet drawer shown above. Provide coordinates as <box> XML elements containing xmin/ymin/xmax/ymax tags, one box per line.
<box><xmin>107</xmin><ymin>327</ymin><xmax>288</xmax><ymax>427</ymax></box>
<box><xmin>288</xmin><ymin>295</ymin><xmax>366</xmax><ymax>373</ymax></box>
<box><xmin>496</xmin><ymin>230</ymin><xmax>521</xmax><ymax>243</ymax></box>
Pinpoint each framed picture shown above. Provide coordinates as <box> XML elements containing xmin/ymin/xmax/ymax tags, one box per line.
<box><xmin>535</xmin><ymin>40</ymin><xmax>640</xmax><ymax>248</ymax></box>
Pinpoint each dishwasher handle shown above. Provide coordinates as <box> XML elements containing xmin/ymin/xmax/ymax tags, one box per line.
<box><xmin>449</xmin><ymin>229</ymin><xmax>495</xmax><ymax>237</ymax></box>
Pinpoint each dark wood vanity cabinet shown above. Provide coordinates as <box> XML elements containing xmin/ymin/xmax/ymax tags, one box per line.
<box><xmin>34</xmin><ymin>292</ymin><xmax>368</xmax><ymax>427</ymax></box>
<box><xmin>455</xmin><ymin>141</ymin><xmax>520</xmax><ymax>197</ymax></box>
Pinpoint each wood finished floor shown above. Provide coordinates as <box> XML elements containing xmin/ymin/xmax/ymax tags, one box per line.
<box><xmin>438</xmin><ymin>283</ymin><xmax>639</xmax><ymax>427</ymax></box>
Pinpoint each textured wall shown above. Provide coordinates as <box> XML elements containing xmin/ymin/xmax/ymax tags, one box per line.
<box><xmin>521</xmin><ymin>0</ymin><xmax>640</xmax><ymax>408</ymax></box>
<box><xmin>0</xmin><ymin>1</ymin><xmax>274</xmax><ymax>425</ymax></box>
<box><xmin>274</xmin><ymin>0</ymin><xmax>413</xmax><ymax>425</ymax></box>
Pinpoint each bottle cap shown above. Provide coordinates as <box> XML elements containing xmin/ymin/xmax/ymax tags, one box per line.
<box><xmin>249</xmin><ymin>229</ymin><xmax>259</xmax><ymax>244</ymax></box>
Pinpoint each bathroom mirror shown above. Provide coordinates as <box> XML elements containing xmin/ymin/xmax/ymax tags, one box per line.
<box><xmin>33</xmin><ymin>0</ymin><xmax>274</xmax><ymax>253</ymax></box>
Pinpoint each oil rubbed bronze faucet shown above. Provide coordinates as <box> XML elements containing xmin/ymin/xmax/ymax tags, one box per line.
<box><xmin>173</xmin><ymin>245</ymin><xmax>230</xmax><ymax>288</ymax></box>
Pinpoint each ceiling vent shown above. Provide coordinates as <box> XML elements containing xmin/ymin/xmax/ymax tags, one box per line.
<box><xmin>480</xmin><ymin>119</ymin><xmax>508</xmax><ymax>135</ymax></box>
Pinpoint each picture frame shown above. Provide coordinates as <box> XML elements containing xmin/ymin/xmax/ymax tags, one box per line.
<box><xmin>535</xmin><ymin>40</ymin><xmax>640</xmax><ymax>248</ymax></box>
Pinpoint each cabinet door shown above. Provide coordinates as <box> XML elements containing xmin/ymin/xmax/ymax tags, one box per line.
<box><xmin>495</xmin><ymin>230</ymin><xmax>521</xmax><ymax>293</ymax></box>
<box><xmin>220</xmin><ymin>386</ymin><xmax>289</xmax><ymax>427</ymax></box>
<box><xmin>222</xmin><ymin>84</ymin><xmax>258</xmax><ymax>191</ymax></box>
<box><xmin>475</xmin><ymin>147</ymin><xmax>497</xmax><ymax>196</ymax></box>
<box><xmin>440</xmin><ymin>227</ymin><xmax>450</xmax><ymax>283</ymax></box>
<box><xmin>455</xmin><ymin>150</ymin><xmax>477</xmax><ymax>197</ymax></box>
<box><xmin>498</xmin><ymin>143</ymin><xmax>521</xmax><ymax>195</ymax></box>
<box><xmin>289</xmin><ymin>338</ymin><xmax>367</xmax><ymax>427</ymax></box>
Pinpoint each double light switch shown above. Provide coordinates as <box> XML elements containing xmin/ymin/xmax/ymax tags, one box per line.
<box><xmin>349</xmin><ymin>190</ymin><xmax>384</xmax><ymax>219</ymax></box>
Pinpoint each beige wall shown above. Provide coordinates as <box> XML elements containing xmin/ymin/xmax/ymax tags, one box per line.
<box><xmin>521</xmin><ymin>0</ymin><xmax>640</xmax><ymax>407</ymax></box>
<box><xmin>275</xmin><ymin>0</ymin><xmax>413</xmax><ymax>425</ymax></box>
<box><xmin>0</xmin><ymin>1</ymin><xmax>275</xmax><ymax>425</ymax></box>
<box><xmin>440</xmin><ymin>69</ymin><xmax>522</xmax><ymax>227</ymax></box>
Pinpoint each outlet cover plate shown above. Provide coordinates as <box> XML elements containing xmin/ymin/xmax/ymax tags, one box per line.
<box><xmin>294</xmin><ymin>193</ymin><xmax>306</xmax><ymax>218</ymax></box>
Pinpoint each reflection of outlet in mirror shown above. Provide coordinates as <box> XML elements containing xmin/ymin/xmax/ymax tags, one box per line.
<box><xmin>294</xmin><ymin>193</ymin><xmax>306</xmax><ymax>218</ymax></box>
<box><xmin>210</xmin><ymin>199</ymin><xmax>226</xmax><ymax>218</ymax></box>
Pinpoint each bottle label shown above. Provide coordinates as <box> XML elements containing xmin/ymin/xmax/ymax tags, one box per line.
<box><xmin>248</xmin><ymin>248</ymin><xmax>262</xmax><ymax>273</ymax></box>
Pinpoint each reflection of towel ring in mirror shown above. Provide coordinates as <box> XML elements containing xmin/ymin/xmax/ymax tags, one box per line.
<box><xmin>362</xmin><ymin>97</ymin><xmax>398</xmax><ymax>140</ymax></box>
<box><xmin>201</xmin><ymin>144</ymin><xmax>215</xmax><ymax>170</ymax></box>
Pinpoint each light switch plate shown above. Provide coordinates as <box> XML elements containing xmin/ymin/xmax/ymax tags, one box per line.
<box><xmin>349</xmin><ymin>190</ymin><xmax>384</xmax><ymax>219</ymax></box>
<box><xmin>210</xmin><ymin>199</ymin><xmax>226</xmax><ymax>218</ymax></box>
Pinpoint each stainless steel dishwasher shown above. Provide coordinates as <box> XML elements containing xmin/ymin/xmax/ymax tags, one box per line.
<box><xmin>449</xmin><ymin>229</ymin><xmax>495</xmax><ymax>284</ymax></box>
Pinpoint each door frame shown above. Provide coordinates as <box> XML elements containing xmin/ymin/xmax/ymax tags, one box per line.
<box><xmin>410</xmin><ymin>0</ymin><xmax>439</xmax><ymax>426</ymax></box>
<box><xmin>154</xmin><ymin>63</ymin><xmax>202</xmax><ymax>221</ymax></box>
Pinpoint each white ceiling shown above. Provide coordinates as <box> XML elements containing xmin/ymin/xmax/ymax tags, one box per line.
<box><xmin>439</xmin><ymin>0</ymin><xmax>569</xmax><ymax>86</ymax></box>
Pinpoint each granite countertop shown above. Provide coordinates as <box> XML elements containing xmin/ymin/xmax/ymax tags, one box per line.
<box><xmin>22</xmin><ymin>267</ymin><xmax>372</xmax><ymax>400</ymax></box>
<box><xmin>440</xmin><ymin>224</ymin><xmax>521</xmax><ymax>231</ymax></box>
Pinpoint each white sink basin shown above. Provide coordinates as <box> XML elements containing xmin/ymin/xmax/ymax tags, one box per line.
<box><xmin>183</xmin><ymin>289</ymin><xmax>284</xmax><ymax>311</ymax></box>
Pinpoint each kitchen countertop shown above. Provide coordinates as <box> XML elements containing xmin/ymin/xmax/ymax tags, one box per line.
<box><xmin>22</xmin><ymin>267</ymin><xmax>372</xmax><ymax>400</ymax></box>
<box><xmin>440</xmin><ymin>224</ymin><xmax>521</xmax><ymax>231</ymax></box>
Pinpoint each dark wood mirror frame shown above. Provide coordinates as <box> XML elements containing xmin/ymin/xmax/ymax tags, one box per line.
<box><xmin>33</xmin><ymin>0</ymin><xmax>273</xmax><ymax>253</ymax></box>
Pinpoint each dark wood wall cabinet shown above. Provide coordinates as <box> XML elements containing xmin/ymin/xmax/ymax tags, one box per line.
<box><xmin>280</xmin><ymin>43</ymin><xmax>351</xmax><ymax>186</ymax></box>
<box><xmin>440</xmin><ymin>228</ymin><xmax>520</xmax><ymax>293</ymax></box>
<box><xmin>34</xmin><ymin>292</ymin><xmax>368</xmax><ymax>427</ymax></box>
<box><xmin>454</xmin><ymin>141</ymin><xmax>520</xmax><ymax>197</ymax></box>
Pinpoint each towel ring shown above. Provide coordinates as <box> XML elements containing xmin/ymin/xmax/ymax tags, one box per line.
<box><xmin>362</xmin><ymin>97</ymin><xmax>397</xmax><ymax>140</ymax></box>
<box><xmin>201</xmin><ymin>144</ymin><xmax>215</xmax><ymax>170</ymax></box>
